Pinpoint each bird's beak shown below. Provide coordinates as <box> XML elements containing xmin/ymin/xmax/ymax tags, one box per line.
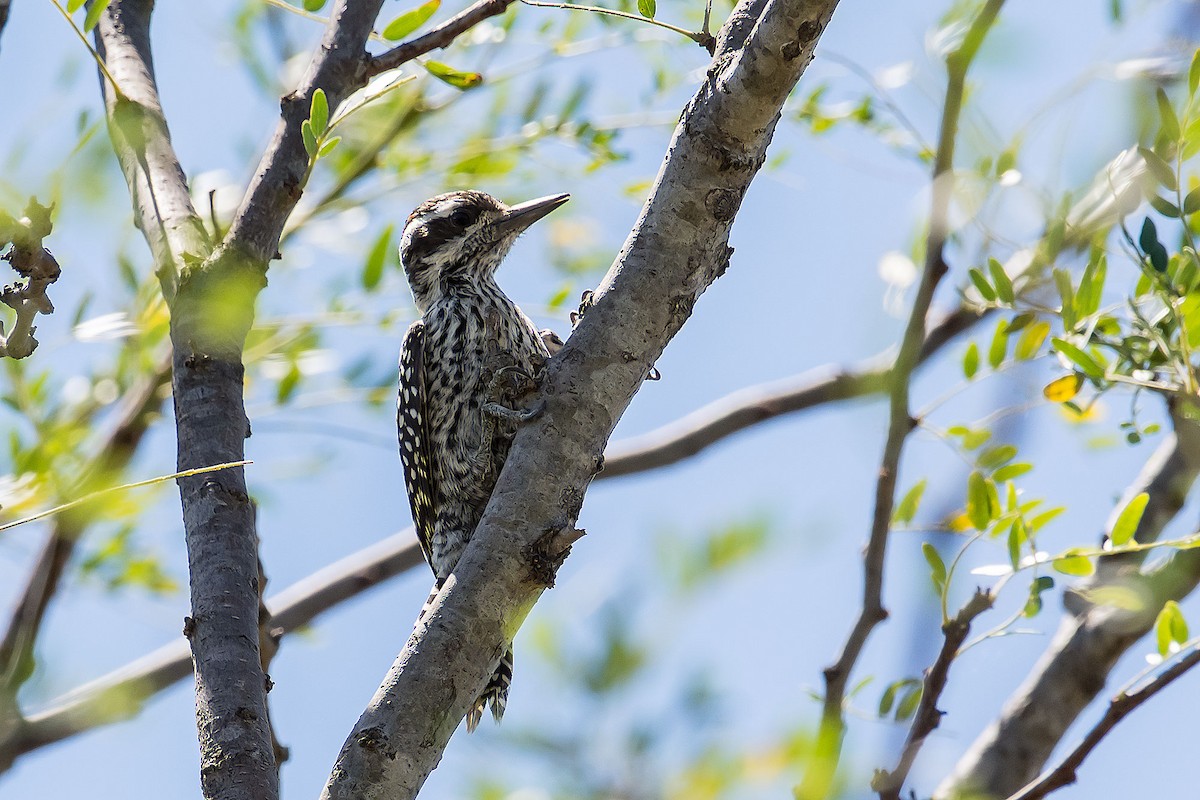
<box><xmin>494</xmin><ymin>193</ymin><xmax>570</xmax><ymax>236</ymax></box>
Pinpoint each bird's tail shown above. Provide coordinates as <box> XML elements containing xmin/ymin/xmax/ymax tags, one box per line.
<box><xmin>465</xmin><ymin>648</ymin><xmax>513</xmax><ymax>733</ymax></box>
<box><xmin>417</xmin><ymin>584</ymin><xmax>513</xmax><ymax>733</ymax></box>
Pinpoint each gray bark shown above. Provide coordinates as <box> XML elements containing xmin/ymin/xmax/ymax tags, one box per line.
<box><xmin>319</xmin><ymin>1</ymin><xmax>841</xmax><ymax>797</ymax></box>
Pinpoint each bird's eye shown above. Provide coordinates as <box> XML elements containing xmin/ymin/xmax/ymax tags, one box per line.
<box><xmin>450</xmin><ymin>208</ymin><xmax>473</xmax><ymax>226</ymax></box>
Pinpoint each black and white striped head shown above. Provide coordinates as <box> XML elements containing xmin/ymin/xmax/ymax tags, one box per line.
<box><xmin>399</xmin><ymin>189</ymin><xmax>569</xmax><ymax>311</ymax></box>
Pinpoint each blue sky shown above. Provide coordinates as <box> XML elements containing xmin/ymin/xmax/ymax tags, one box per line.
<box><xmin>2</xmin><ymin>0</ymin><xmax>1199</xmax><ymax>798</ymax></box>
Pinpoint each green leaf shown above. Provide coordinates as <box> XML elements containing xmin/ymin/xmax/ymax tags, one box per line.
<box><xmin>1155</xmin><ymin>601</ymin><xmax>1189</xmax><ymax>656</ymax></box>
<box><xmin>1191</xmin><ymin>48</ymin><xmax>1200</xmax><ymax>97</ymax></box>
<box><xmin>637</xmin><ymin>0</ymin><xmax>656</xmax><ymax>18</ymax></box>
<box><xmin>83</xmin><ymin>0</ymin><xmax>112</xmax><ymax>32</ymax></box>
<box><xmin>988</xmin><ymin>257</ymin><xmax>1014</xmax><ymax>303</ymax></box>
<box><xmin>966</xmin><ymin>471</ymin><xmax>994</xmax><ymax>530</ymax></box>
<box><xmin>1156</xmin><ymin>87</ymin><xmax>1182</xmax><ymax>143</ymax></box>
<box><xmin>68</xmin><ymin>0</ymin><xmax>86</xmax><ymax>12</ymax></box>
<box><xmin>1029</xmin><ymin>506</ymin><xmax>1066</xmax><ymax>531</ymax></box>
<box><xmin>968</xmin><ymin>268</ymin><xmax>996</xmax><ymax>302</ymax></box>
<box><xmin>382</xmin><ymin>0</ymin><xmax>441</xmax><ymax>40</ymax></box>
<box><xmin>988</xmin><ymin>318</ymin><xmax>1008</xmax><ymax>369</ymax></box>
<box><xmin>962</xmin><ymin>342</ymin><xmax>980</xmax><ymax>379</ymax></box>
<box><xmin>1185</xmin><ymin>188</ymin><xmax>1200</xmax><ymax>215</ymax></box>
<box><xmin>978</xmin><ymin>444</ymin><xmax>1017</xmax><ymax>470</ymax></box>
<box><xmin>1139</xmin><ymin>146</ymin><xmax>1177</xmax><ymax>191</ymax></box>
<box><xmin>961</xmin><ymin>429</ymin><xmax>991</xmax><ymax>450</ymax></box>
<box><xmin>303</xmin><ymin>0</ymin><xmax>328</xmax><ymax>9</ymax></box>
<box><xmin>317</xmin><ymin>136</ymin><xmax>341</xmax><ymax>157</ymax></box>
<box><xmin>1109</xmin><ymin>492</ymin><xmax>1149</xmax><ymax>546</ymax></box>
<box><xmin>277</xmin><ymin>362</ymin><xmax>302</xmax><ymax>404</ymax></box>
<box><xmin>1051</xmin><ymin>338</ymin><xmax>1105</xmax><ymax>380</ymax></box>
<box><xmin>1054</xmin><ymin>269</ymin><xmax>1076</xmax><ymax>330</ymax></box>
<box><xmin>1015</xmin><ymin>320</ymin><xmax>1050</xmax><ymax>360</ymax></box>
<box><xmin>424</xmin><ymin>61</ymin><xmax>483</xmax><ymax>90</ymax></box>
<box><xmin>994</xmin><ymin>462</ymin><xmax>1033</xmax><ymax>482</ymax></box>
<box><xmin>922</xmin><ymin>542</ymin><xmax>947</xmax><ymax>595</ymax></box>
<box><xmin>894</xmin><ymin>480</ymin><xmax>927</xmax><ymax>525</ymax></box>
<box><xmin>309</xmin><ymin>89</ymin><xmax>329</xmax><ymax>137</ymax></box>
<box><xmin>301</xmin><ymin>120</ymin><xmax>318</xmax><ymax>158</ymax></box>
<box><xmin>1075</xmin><ymin>256</ymin><xmax>1107</xmax><ymax>319</ymax></box>
<box><xmin>895</xmin><ymin>683</ymin><xmax>923</xmax><ymax>721</ymax></box>
<box><xmin>547</xmin><ymin>283</ymin><xmax>572</xmax><ymax>310</ymax></box>
<box><xmin>362</xmin><ymin>224</ymin><xmax>394</xmax><ymax>291</ymax></box>
<box><xmin>1024</xmin><ymin>575</ymin><xmax>1055</xmax><ymax>618</ymax></box>
<box><xmin>1007</xmin><ymin>518</ymin><xmax>1026</xmax><ymax>569</ymax></box>
<box><xmin>1149</xmin><ymin>195</ymin><xmax>1181</xmax><ymax>218</ymax></box>
<box><xmin>1052</xmin><ymin>548</ymin><xmax>1095</xmax><ymax>577</ymax></box>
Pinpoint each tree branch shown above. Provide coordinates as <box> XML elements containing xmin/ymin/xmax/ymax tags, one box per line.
<box><xmin>366</xmin><ymin>0</ymin><xmax>516</xmax><ymax>78</ymax></box>
<box><xmin>602</xmin><ymin>305</ymin><xmax>982</xmax><ymax>478</ymax></box>
<box><xmin>873</xmin><ymin>589</ymin><xmax>995</xmax><ymax>800</ymax></box>
<box><xmin>11</xmin><ymin>531</ymin><xmax>425</xmax><ymax>758</ymax></box>
<box><xmin>935</xmin><ymin>405</ymin><xmax>1200</xmax><ymax>799</ymax></box>
<box><xmin>320</xmin><ymin>0</ymin><xmax>839</xmax><ymax>797</ymax></box>
<box><xmin>1005</xmin><ymin>643</ymin><xmax>1200</xmax><ymax>800</ymax></box>
<box><xmin>797</xmin><ymin>3</ymin><xmax>1004</xmax><ymax>797</ymax></box>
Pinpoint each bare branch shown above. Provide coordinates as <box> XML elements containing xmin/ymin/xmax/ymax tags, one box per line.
<box><xmin>602</xmin><ymin>305</ymin><xmax>982</xmax><ymax>478</ymax></box>
<box><xmin>321</xmin><ymin>0</ymin><xmax>839</xmax><ymax>796</ymax></box>
<box><xmin>873</xmin><ymin>589</ymin><xmax>995</xmax><ymax>800</ymax></box>
<box><xmin>798</xmin><ymin>4</ymin><xmax>1005</xmax><ymax>797</ymax></box>
<box><xmin>13</xmin><ymin>532</ymin><xmax>424</xmax><ymax>756</ymax></box>
<box><xmin>366</xmin><ymin>0</ymin><xmax>517</xmax><ymax>78</ymax></box>
<box><xmin>1005</xmin><ymin>643</ymin><xmax>1200</xmax><ymax>800</ymax></box>
<box><xmin>936</xmin><ymin>406</ymin><xmax>1200</xmax><ymax>799</ymax></box>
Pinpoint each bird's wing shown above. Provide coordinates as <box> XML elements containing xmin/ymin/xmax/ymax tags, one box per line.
<box><xmin>398</xmin><ymin>320</ymin><xmax>437</xmax><ymax>568</ymax></box>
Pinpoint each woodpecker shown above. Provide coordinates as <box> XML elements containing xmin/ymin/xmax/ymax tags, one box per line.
<box><xmin>396</xmin><ymin>189</ymin><xmax>569</xmax><ymax>731</ymax></box>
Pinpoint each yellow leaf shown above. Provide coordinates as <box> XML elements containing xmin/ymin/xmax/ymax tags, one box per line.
<box><xmin>1043</xmin><ymin>374</ymin><xmax>1083</xmax><ymax>402</ymax></box>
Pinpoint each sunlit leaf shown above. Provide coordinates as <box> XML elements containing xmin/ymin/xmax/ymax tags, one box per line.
<box><xmin>318</xmin><ymin>136</ymin><xmax>341</xmax><ymax>157</ymax></box>
<box><xmin>1109</xmin><ymin>492</ymin><xmax>1149</xmax><ymax>546</ymax></box>
<box><xmin>637</xmin><ymin>0</ymin><xmax>656</xmax><ymax>18</ymax></box>
<box><xmin>894</xmin><ymin>479</ymin><xmax>926</xmax><ymax>525</ymax></box>
<box><xmin>1050</xmin><ymin>338</ymin><xmax>1104</xmax><ymax>380</ymax></box>
<box><xmin>978</xmin><ymin>444</ymin><xmax>1017</xmax><ymax>470</ymax></box>
<box><xmin>922</xmin><ymin>541</ymin><xmax>946</xmax><ymax>595</ymax></box>
<box><xmin>301</xmin><ymin>120</ymin><xmax>318</xmax><ymax>157</ymax></box>
<box><xmin>968</xmin><ymin>267</ymin><xmax>996</xmax><ymax>302</ymax></box>
<box><xmin>1075</xmin><ymin>256</ymin><xmax>1107</xmax><ymax>318</ymax></box>
<box><xmin>1155</xmin><ymin>601</ymin><xmax>1189</xmax><ymax>656</ymax></box>
<box><xmin>993</xmin><ymin>462</ymin><xmax>1032</xmax><ymax>482</ymax></box>
<box><xmin>1052</xmin><ymin>548</ymin><xmax>1094</xmax><ymax>576</ymax></box>
<box><xmin>1054</xmin><ymin>269</ymin><xmax>1076</xmax><ymax>330</ymax></box>
<box><xmin>988</xmin><ymin>318</ymin><xmax>1008</xmax><ymax>369</ymax></box>
<box><xmin>1191</xmin><ymin>48</ymin><xmax>1200</xmax><ymax>97</ymax></box>
<box><xmin>966</xmin><ymin>471</ymin><xmax>994</xmax><ymax>530</ymax></box>
<box><xmin>962</xmin><ymin>342</ymin><xmax>979</xmax><ymax>379</ymax></box>
<box><xmin>1015</xmin><ymin>320</ymin><xmax>1050</xmax><ymax>360</ymax></box>
<box><xmin>83</xmin><ymin>0</ymin><xmax>112</xmax><ymax>31</ymax></box>
<box><xmin>362</xmin><ymin>224</ymin><xmax>394</xmax><ymax>291</ymax></box>
<box><xmin>382</xmin><ymin>0</ymin><xmax>440</xmax><ymax>41</ymax></box>
<box><xmin>424</xmin><ymin>61</ymin><xmax>483</xmax><ymax>90</ymax></box>
<box><xmin>988</xmin><ymin>257</ymin><xmax>1014</xmax><ymax>303</ymax></box>
<box><xmin>1043</xmin><ymin>373</ymin><xmax>1083</xmax><ymax>402</ymax></box>
<box><xmin>309</xmin><ymin>89</ymin><xmax>329</xmax><ymax>137</ymax></box>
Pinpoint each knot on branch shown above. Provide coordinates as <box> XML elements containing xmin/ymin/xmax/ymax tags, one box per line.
<box><xmin>0</xmin><ymin>199</ymin><xmax>61</xmax><ymax>360</ymax></box>
<box><xmin>526</xmin><ymin>526</ymin><xmax>585</xmax><ymax>587</ymax></box>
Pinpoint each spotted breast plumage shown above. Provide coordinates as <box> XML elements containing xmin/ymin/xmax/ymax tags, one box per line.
<box><xmin>396</xmin><ymin>189</ymin><xmax>568</xmax><ymax>731</ymax></box>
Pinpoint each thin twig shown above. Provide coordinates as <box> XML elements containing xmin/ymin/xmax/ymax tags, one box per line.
<box><xmin>519</xmin><ymin>0</ymin><xmax>712</xmax><ymax>51</ymax></box>
<box><xmin>367</xmin><ymin>0</ymin><xmax>519</xmax><ymax>78</ymax></box>
<box><xmin>796</xmin><ymin>3</ymin><xmax>1006</xmax><ymax>798</ymax></box>
<box><xmin>1005</xmin><ymin>642</ymin><xmax>1200</xmax><ymax>800</ymax></box>
<box><xmin>873</xmin><ymin>589</ymin><xmax>995</xmax><ymax>800</ymax></box>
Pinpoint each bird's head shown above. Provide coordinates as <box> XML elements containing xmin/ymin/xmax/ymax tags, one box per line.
<box><xmin>399</xmin><ymin>189</ymin><xmax>569</xmax><ymax>311</ymax></box>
